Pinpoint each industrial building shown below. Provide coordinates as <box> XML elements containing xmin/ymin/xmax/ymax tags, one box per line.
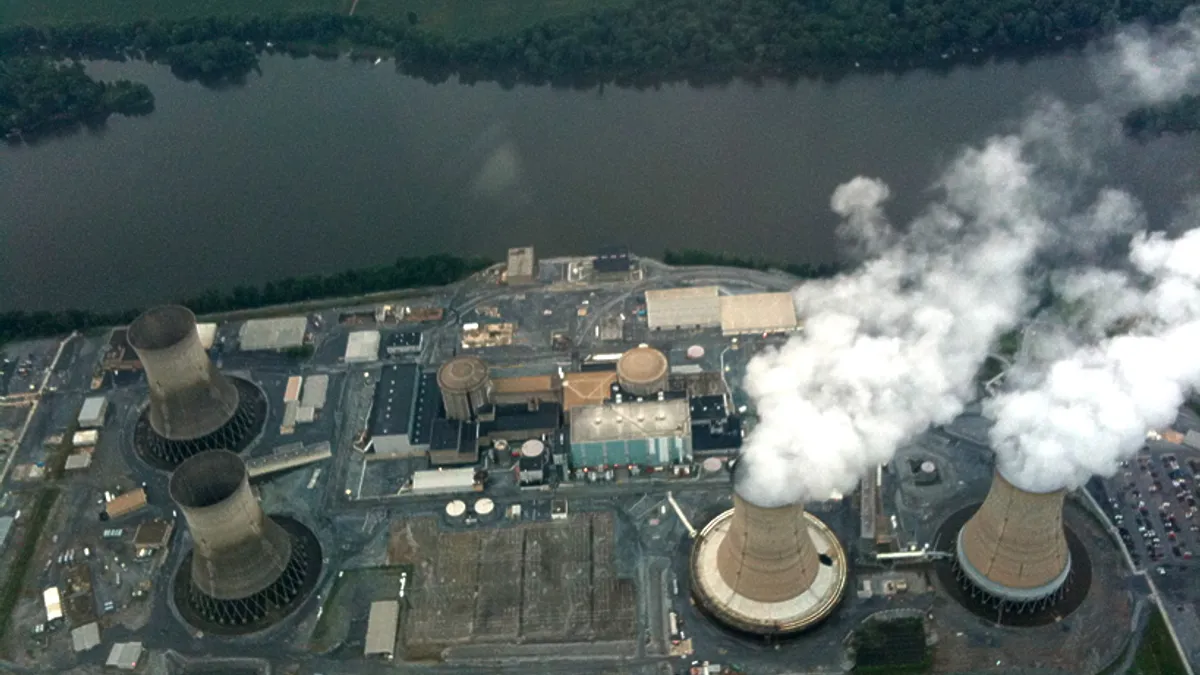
<box><xmin>491</xmin><ymin>375</ymin><xmax>560</xmax><ymax>407</ymax></box>
<box><xmin>196</xmin><ymin>322</ymin><xmax>218</xmax><ymax>349</ymax></box>
<box><xmin>169</xmin><ymin>450</ymin><xmax>320</xmax><ymax>633</ymax></box>
<box><xmin>128</xmin><ymin>305</ymin><xmax>267</xmax><ymax>468</ymax></box>
<box><xmin>70</xmin><ymin>622</ymin><xmax>100</xmax><ymax>652</ymax></box>
<box><xmin>718</xmin><ymin>292</ymin><xmax>799</xmax><ymax>335</ymax></box>
<box><xmin>955</xmin><ymin>470</ymin><xmax>1071</xmax><ymax>611</ymax></box>
<box><xmin>690</xmin><ymin>489</ymin><xmax>848</xmax><ymax>635</ymax></box>
<box><xmin>76</xmin><ymin>396</ymin><xmax>108</xmax><ymax>429</ymax></box>
<box><xmin>105</xmin><ymin>489</ymin><xmax>147</xmax><ymax>519</ymax></box>
<box><xmin>410</xmin><ymin>467</ymin><xmax>480</xmax><ymax>495</ymax></box>
<box><xmin>437</xmin><ymin>356</ymin><xmax>492</xmax><ymax>421</ymax></box>
<box><xmin>366</xmin><ymin>364</ymin><xmax>422</xmax><ymax>456</ymax></box>
<box><xmin>428</xmin><ymin>419</ymin><xmax>480</xmax><ymax>467</ymax></box>
<box><xmin>645</xmin><ymin>286</ymin><xmax>721</xmax><ymax>331</ymax></box>
<box><xmin>301</xmin><ymin>375</ymin><xmax>328</xmax><ymax>410</ymax></box>
<box><xmin>133</xmin><ymin>519</ymin><xmax>174</xmax><ymax>550</ymax></box>
<box><xmin>505</xmin><ymin>246</ymin><xmax>537</xmax><ymax>284</ymax></box>
<box><xmin>593</xmin><ymin>245</ymin><xmax>633</xmax><ymax>275</ymax></box>
<box><xmin>616</xmin><ymin>346</ymin><xmax>669</xmax><ymax>396</ymax></box>
<box><xmin>478</xmin><ymin>402</ymin><xmax>562</xmax><ymax>444</ymax></box>
<box><xmin>64</xmin><ymin>453</ymin><xmax>92</xmax><ymax>471</ymax></box>
<box><xmin>105</xmin><ymin>642</ymin><xmax>143</xmax><ymax>670</ymax></box>
<box><xmin>689</xmin><ymin>394</ymin><xmax>743</xmax><ymax>453</ymax></box>
<box><xmin>238</xmin><ymin>316</ymin><xmax>308</xmax><ymax>351</ymax></box>
<box><xmin>365</xmin><ymin>600</ymin><xmax>400</xmax><ymax>658</ymax></box>
<box><xmin>568</xmin><ymin>399</ymin><xmax>692</xmax><ymax>469</ymax></box>
<box><xmin>382</xmin><ymin>330</ymin><xmax>423</xmax><ymax>356</ymax></box>
<box><xmin>345</xmin><ymin>330</ymin><xmax>381</xmax><ymax>363</ymax></box>
<box><xmin>561</xmin><ymin>371</ymin><xmax>616</xmax><ymax>410</ymax></box>
<box><xmin>517</xmin><ymin>439</ymin><xmax>549</xmax><ymax>484</ymax></box>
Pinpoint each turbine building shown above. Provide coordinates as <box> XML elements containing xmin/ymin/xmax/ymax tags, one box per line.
<box><xmin>129</xmin><ymin>305</ymin><xmax>266</xmax><ymax>469</ymax></box>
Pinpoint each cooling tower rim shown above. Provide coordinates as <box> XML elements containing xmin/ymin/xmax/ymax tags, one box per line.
<box><xmin>128</xmin><ymin>305</ymin><xmax>199</xmax><ymax>351</ymax></box>
<box><xmin>169</xmin><ymin>449</ymin><xmax>246</xmax><ymax>509</ymax></box>
<box><xmin>689</xmin><ymin>507</ymin><xmax>848</xmax><ymax>635</ymax></box>
<box><xmin>954</xmin><ymin>527</ymin><xmax>1072</xmax><ymax>602</ymax></box>
<box><xmin>437</xmin><ymin>355</ymin><xmax>490</xmax><ymax>392</ymax></box>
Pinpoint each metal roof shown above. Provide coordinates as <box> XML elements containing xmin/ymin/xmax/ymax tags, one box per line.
<box><xmin>506</xmin><ymin>246</ymin><xmax>536</xmax><ymax>281</ymax></box>
<box><xmin>645</xmin><ymin>286</ymin><xmax>721</xmax><ymax>330</ymax></box>
<box><xmin>105</xmin><ymin>642</ymin><xmax>143</xmax><ymax>670</ymax></box>
<box><xmin>365</xmin><ymin>600</ymin><xmax>400</xmax><ymax>656</ymax></box>
<box><xmin>71</xmin><ymin>622</ymin><xmax>100</xmax><ymax>652</ymax></box>
<box><xmin>195</xmin><ymin>322</ymin><xmax>218</xmax><ymax>349</ymax></box>
<box><xmin>239</xmin><ymin>316</ymin><xmax>307</xmax><ymax>350</ymax></box>
<box><xmin>370</xmin><ymin>364</ymin><xmax>419</xmax><ymax>438</ymax></box>
<box><xmin>77</xmin><ymin>396</ymin><xmax>107</xmax><ymax>427</ymax></box>
<box><xmin>570</xmin><ymin>400</ymin><xmax>691</xmax><ymax>444</ymax></box>
<box><xmin>64</xmin><ymin>453</ymin><xmax>93</xmax><ymax>471</ymax></box>
<box><xmin>345</xmin><ymin>330</ymin><xmax>381</xmax><ymax>363</ymax></box>
<box><xmin>411</xmin><ymin>467</ymin><xmax>477</xmax><ymax>494</ymax></box>
<box><xmin>301</xmin><ymin>374</ymin><xmax>328</xmax><ymax>409</ymax></box>
<box><xmin>562</xmin><ymin>371</ymin><xmax>616</xmax><ymax>410</ymax></box>
<box><xmin>719</xmin><ymin>292</ymin><xmax>798</xmax><ymax>335</ymax></box>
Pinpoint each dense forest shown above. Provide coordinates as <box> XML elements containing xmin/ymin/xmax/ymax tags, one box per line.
<box><xmin>663</xmin><ymin>249</ymin><xmax>841</xmax><ymax>279</ymax></box>
<box><xmin>1125</xmin><ymin>94</ymin><xmax>1200</xmax><ymax>137</ymax></box>
<box><xmin>0</xmin><ymin>57</ymin><xmax>152</xmax><ymax>138</ymax></box>
<box><xmin>0</xmin><ymin>254</ymin><xmax>492</xmax><ymax>344</ymax></box>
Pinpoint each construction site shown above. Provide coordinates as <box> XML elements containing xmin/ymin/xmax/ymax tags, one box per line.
<box><xmin>0</xmin><ymin>246</ymin><xmax>1187</xmax><ymax>675</ymax></box>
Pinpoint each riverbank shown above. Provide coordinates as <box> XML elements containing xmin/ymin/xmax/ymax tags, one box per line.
<box><xmin>1</xmin><ymin>58</ymin><xmax>152</xmax><ymax>140</ymax></box>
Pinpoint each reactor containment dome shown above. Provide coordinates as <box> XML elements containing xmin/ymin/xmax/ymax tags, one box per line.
<box><xmin>690</xmin><ymin>493</ymin><xmax>847</xmax><ymax>635</ymax></box>
<box><xmin>616</xmin><ymin>346</ymin><xmax>669</xmax><ymax>396</ymax></box>
<box><xmin>437</xmin><ymin>355</ymin><xmax>492</xmax><ymax>421</ymax></box>
<box><xmin>129</xmin><ymin>306</ymin><xmax>266</xmax><ymax>469</ymax></box>
<box><xmin>170</xmin><ymin>450</ymin><xmax>321</xmax><ymax>634</ymax></box>
<box><xmin>954</xmin><ymin>469</ymin><xmax>1071</xmax><ymax>612</ymax></box>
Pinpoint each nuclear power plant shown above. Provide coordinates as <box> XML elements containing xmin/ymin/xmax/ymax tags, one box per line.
<box><xmin>437</xmin><ymin>355</ymin><xmax>492</xmax><ymax>421</ymax></box>
<box><xmin>616</xmin><ymin>345</ymin><xmax>669</xmax><ymax>396</ymax></box>
<box><xmin>954</xmin><ymin>469</ymin><xmax>1073</xmax><ymax>612</ymax></box>
<box><xmin>690</xmin><ymin>483</ymin><xmax>848</xmax><ymax>635</ymax></box>
<box><xmin>169</xmin><ymin>450</ymin><xmax>321</xmax><ymax>633</ymax></box>
<box><xmin>129</xmin><ymin>305</ymin><xmax>266</xmax><ymax>469</ymax></box>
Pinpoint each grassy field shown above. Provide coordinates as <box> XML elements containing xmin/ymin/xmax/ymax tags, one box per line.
<box><xmin>0</xmin><ymin>489</ymin><xmax>60</xmax><ymax>646</ymax></box>
<box><xmin>0</xmin><ymin>0</ymin><xmax>634</xmax><ymax>38</ymax></box>
<box><xmin>309</xmin><ymin>565</ymin><xmax>409</xmax><ymax>654</ymax></box>
<box><xmin>1129</xmin><ymin>610</ymin><xmax>1190</xmax><ymax>675</ymax></box>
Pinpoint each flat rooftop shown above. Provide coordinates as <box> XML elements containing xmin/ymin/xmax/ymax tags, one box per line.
<box><xmin>370</xmin><ymin>364</ymin><xmax>419</xmax><ymax>438</ymax></box>
<box><xmin>569</xmin><ymin>399</ymin><xmax>690</xmax><ymax>444</ymax></box>
<box><xmin>719</xmin><ymin>292</ymin><xmax>798</xmax><ymax>335</ymax></box>
<box><xmin>239</xmin><ymin>316</ymin><xmax>307</xmax><ymax>351</ymax></box>
<box><xmin>645</xmin><ymin>286</ymin><xmax>721</xmax><ymax>330</ymax></box>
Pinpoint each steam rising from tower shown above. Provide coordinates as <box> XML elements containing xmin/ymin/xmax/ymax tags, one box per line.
<box><xmin>170</xmin><ymin>450</ymin><xmax>320</xmax><ymax>633</ymax></box>
<box><xmin>955</xmin><ymin>470</ymin><xmax>1071</xmax><ymax>610</ymax></box>
<box><xmin>129</xmin><ymin>305</ymin><xmax>266</xmax><ymax>469</ymax></box>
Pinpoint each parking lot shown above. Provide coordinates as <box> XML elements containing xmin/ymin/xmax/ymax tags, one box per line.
<box><xmin>1106</xmin><ymin>448</ymin><xmax>1200</xmax><ymax>575</ymax></box>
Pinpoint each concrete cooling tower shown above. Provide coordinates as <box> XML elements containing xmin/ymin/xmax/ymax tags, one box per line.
<box><xmin>170</xmin><ymin>450</ymin><xmax>321</xmax><ymax>633</ymax></box>
<box><xmin>129</xmin><ymin>305</ymin><xmax>266</xmax><ymax>469</ymax></box>
<box><xmin>954</xmin><ymin>469</ymin><xmax>1071</xmax><ymax>611</ymax></box>
<box><xmin>691</xmin><ymin>491</ymin><xmax>847</xmax><ymax>635</ymax></box>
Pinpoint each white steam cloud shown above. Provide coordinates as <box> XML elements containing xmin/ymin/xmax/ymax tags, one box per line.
<box><xmin>1094</xmin><ymin>7</ymin><xmax>1200</xmax><ymax>105</ymax></box>
<box><xmin>738</xmin><ymin>16</ymin><xmax>1200</xmax><ymax>507</ymax></box>
<box><xmin>989</xmin><ymin>213</ymin><xmax>1200</xmax><ymax>492</ymax></box>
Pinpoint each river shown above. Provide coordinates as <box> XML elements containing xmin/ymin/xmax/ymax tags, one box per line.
<box><xmin>3</xmin><ymin>52</ymin><xmax>1197</xmax><ymax>311</ymax></box>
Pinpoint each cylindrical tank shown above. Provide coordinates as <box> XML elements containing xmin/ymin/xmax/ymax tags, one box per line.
<box><xmin>702</xmin><ymin>457</ymin><xmax>724</xmax><ymax>473</ymax></box>
<box><xmin>129</xmin><ymin>305</ymin><xmax>240</xmax><ymax>441</ymax></box>
<box><xmin>690</xmin><ymin>491</ymin><xmax>847</xmax><ymax>635</ymax></box>
<box><xmin>474</xmin><ymin>498</ymin><xmax>495</xmax><ymax>516</ymax></box>
<box><xmin>955</xmin><ymin>469</ymin><xmax>1071</xmax><ymax>607</ymax></box>
<box><xmin>520</xmin><ymin>439</ymin><xmax>545</xmax><ymax>459</ymax></box>
<box><xmin>920</xmin><ymin>461</ymin><xmax>937</xmax><ymax>474</ymax></box>
<box><xmin>446</xmin><ymin>500</ymin><xmax>467</xmax><ymax>518</ymax></box>
<box><xmin>686</xmin><ymin>345</ymin><xmax>705</xmax><ymax>360</ymax></box>
<box><xmin>616</xmin><ymin>346</ymin><xmax>669</xmax><ymax>396</ymax></box>
<box><xmin>170</xmin><ymin>450</ymin><xmax>292</xmax><ymax>601</ymax></box>
<box><xmin>437</xmin><ymin>356</ymin><xmax>492</xmax><ymax>421</ymax></box>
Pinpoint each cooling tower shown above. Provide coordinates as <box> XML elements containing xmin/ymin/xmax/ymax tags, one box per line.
<box><xmin>616</xmin><ymin>346</ymin><xmax>669</xmax><ymax>396</ymax></box>
<box><xmin>954</xmin><ymin>469</ymin><xmax>1071</xmax><ymax>610</ymax></box>
<box><xmin>170</xmin><ymin>450</ymin><xmax>320</xmax><ymax>632</ymax></box>
<box><xmin>129</xmin><ymin>306</ymin><xmax>266</xmax><ymax>468</ymax></box>
<box><xmin>438</xmin><ymin>355</ymin><xmax>492</xmax><ymax>421</ymax></box>
<box><xmin>690</xmin><ymin>492</ymin><xmax>847</xmax><ymax>635</ymax></box>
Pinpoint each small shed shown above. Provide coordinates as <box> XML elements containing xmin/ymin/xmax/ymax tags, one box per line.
<box><xmin>364</xmin><ymin>600</ymin><xmax>400</xmax><ymax>658</ymax></box>
<box><xmin>71</xmin><ymin>622</ymin><xmax>101</xmax><ymax>652</ymax></box>
<box><xmin>77</xmin><ymin>396</ymin><xmax>108</xmax><ymax>429</ymax></box>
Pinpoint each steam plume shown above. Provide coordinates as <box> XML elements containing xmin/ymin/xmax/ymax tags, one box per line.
<box><xmin>738</xmin><ymin>16</ymin><xmax>1199</xmax><ymax>508</ymax></box>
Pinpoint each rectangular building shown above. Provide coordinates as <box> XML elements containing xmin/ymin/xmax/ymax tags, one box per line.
<box><xmin>284</xmin><ymin>376</ymin><xmax>303</xmax><ymax>403</ymax></box>
<box><xmin>345</xmin><ymin>330</ymin><xmax>381</xmax><ymax>363</ymax></box>
<box><xmin>365</xmin><ymin>600</ymin><xmax>400</xmax><ymax>658</ymax></box>
<box><xmin>506</xmin><ymin>246</ymin><xmax>537</xmax><ymax>285</ymax></box>
<box><xmin>239</xmin><ymin>317</ymin><xmax>307</xmax><ymax>351</ymax></box>
<box><xmin>593</xmin><ymin>245</ymin><xmax>632</xmax><ymax>274</ymax></box>
<box><xmin>105</xmin><ymin>489</ymin><xmax>147</xmax><ymax>519</ymax></box>
<box><xmin>72</xmin><ymin>429</ymin><xmax>99</xmax><ymax>447</ymax></box>
<box><xmin>410</xmin><ymin>467</ymin><xmax>479</xmax><ymax>495</ymax></box>
<box><xmin>428</xmin><ymin>419</ymin><xmax>480</xmax><ymax>467</ymax></box>
<box><xmin>44</xmin><ymin>587</ymin><xmax>63</xmax><ymax>622</ymax></box>
<box><xmin>105</xmin><ymin>642</ymin><xmax>143</xmax><ymax>670</ymax></box>
<box><xmin>719</xmin><ymin>292</ymin><xmax>799</xmax><ymax>335</ymax></box>
<box><xmin>568</xmin><ymin>400</ymin><xmax>692</xmax><ymax>469</ymax></box>
<box><xmin>368</xmin><ymin>364</ymin><xmax>421</xmax><ymax>456</ymax></box>
<box><xmin>71</xmin><ymin>622</ymin><xmax>100</xmax><ymax>652</ymax></box>
<box><xmin>133</xmin><ymin>519</ymin><xmax>174</xmax><ymax>550</ymax></box>
<box><xmin>561</xmin><ymin>371</ymin><xmax>616</xmax><ymax>411</ymax></box>
<box><xmin>301</xmin><ymin>374</ymin><xmax>328</xmax><ymax>409</ymax></box>
<box><xmin>65</xmin><ymin>453</ymin><xmax>92</xmax><ymax>471</ymax></box>
<box><xmin>383</xmin><ymin>330</ymin><xmax>423</xmax><ymax>356</ymax></box>
<box><xmin>491</xmin><ymin>375</ymin><xmax>560</xmax><ymax>407</ymax></box>
<box><xmin>77</xmin><ymin>396</ymin><xmax>108</xmax><ymax>429</ymax></box>
<box><xmin>645</xmin><ymin>286</ymin><xmax>721</xmax><ymax>331</ymax></box>
<box><xmin>195</xmin><ymin>322</ymin><xmax>218</xmax><ymax>350</ymax></box>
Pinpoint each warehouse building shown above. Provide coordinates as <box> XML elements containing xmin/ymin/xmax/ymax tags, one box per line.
<box><xmin>410</xmin><ymin>467</ymin><xmax>480</xmax><ymax>495</ymax></box>
<box><xmin>77</xmin><ymin>396</ymin><xmax>108</xmax><ymax>429</ymax></box>
<box><xmin>428</xmin><ymin>419</ymin><xmax>480</xmax><ymax>467</ymax></box>
<box><xmin>568</xmin><ymin>399</ymin><xmax>692</xmax><ymax>469</ymax></box>
<box><xmin>105</xmin><ymin>642</ymin><xmax>143</xmax><ymax>670</ymax></box>
<box><xmin>593</xmin><ymin>245</ymin><xmax>633</xmax><ymax>275</ymax></box>
<box><xmin>382</xmin><ymin>331</ymin><xmax>423</xmax><ymax>356</ymax></box>
<box><xmin>239</xmin><ymin>317</ymin><xmax>308</xmax><ymax>351</ymax></box>
<box><xmin>345</xmin><ymin>330</ymin><xmax>381</xmax><ymax>363</ymax></box>
<box><xmin>365</xmin><ymin>600</ymin><xmax>400</xmax><ymax>659</ymax></box>
<box><xmin>561</xmin><ymin>371</ymin><xmax>616</xmax><ymax>410</ymax></box>
<box><xmin>719</xmin><ymin>292</ymin><xmax>799</xmax><ymax>335</ymax></box>
<box><xmin>645</xmin><ymin>286</ymin><xmax>721</xmax><ymax>331</ymax></box>
<box><xmin>105</xmin><ymin>489</ymin><xmax>148</xmax><ymax>519</ymax></box>
<box><xmin>301</xmin><ymin>375</ymin><xmax>328</xmax><ymax>410</ymax></box>
<box><xmin>367</xmin><ymin>364</ymin><xmax>422</xmax><ymax>456</ymax></box>
<box><xmin>71</xmin><ymin>622</ymin><xmax>100</xmax><ymax>652</ymax></box>
<box><xmin>491</xmin><ymin>375</ymin><xmax>560</xmax><ymax>407</ymax></box>
<box><xmin>505</xmin><ymin>246</ymin><xmax>537</xmax><ymax>285</ymax></box>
